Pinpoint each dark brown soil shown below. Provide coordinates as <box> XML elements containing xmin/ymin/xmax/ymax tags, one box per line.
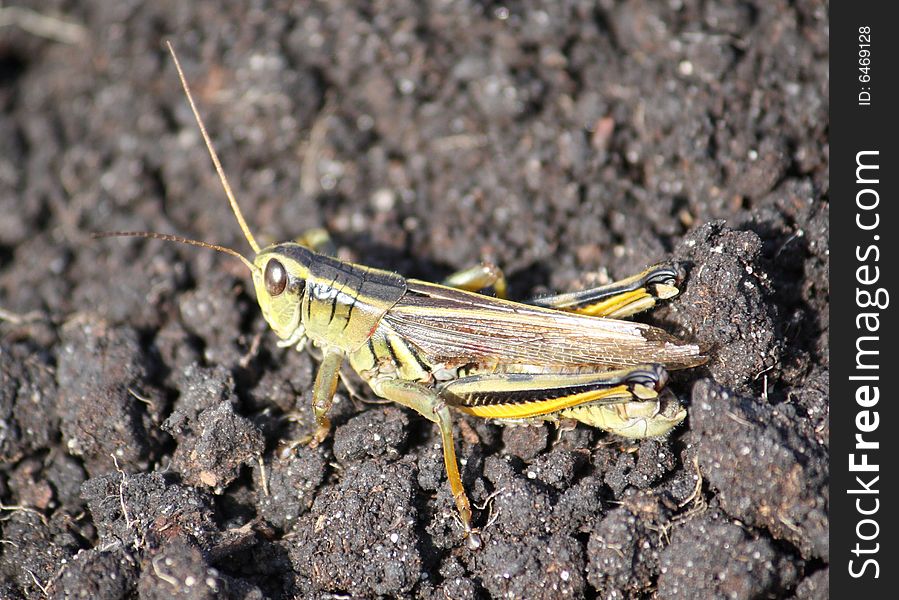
<box><xmin>1</xmin><ymin>1</ymin><xmax>828</xmax><ymax>598</ymax></box>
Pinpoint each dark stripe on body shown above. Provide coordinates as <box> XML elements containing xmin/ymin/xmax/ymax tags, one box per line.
<box><xmin>401</xmin><ymin>337</ymin><xmax>432</xmax><ymax>372</ymax></box>
<box><xmin>328</xmin><ymin>283</ymin><xmax>338</xmax><ymax>323</ymax></box>
<box><xmin>384</xmin><ymin>334</ymin><xmax>401</xmax><ymax>364</ymax></box>
<box><xmin>343</xmin><ymin>293</ymin><xmax>357</xmax><ymax>331</ymax></box>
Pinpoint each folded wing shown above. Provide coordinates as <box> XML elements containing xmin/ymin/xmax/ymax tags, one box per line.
<box><xmin>382</xmin><ymin>281</ymin><xmax>706</xmax><ymax>370</ymax></box>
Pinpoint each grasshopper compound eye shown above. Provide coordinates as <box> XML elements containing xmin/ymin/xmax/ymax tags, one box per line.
<box><xmin>264</xmin><ymin>259</ymin><xmax>287</xmax><ymax>296</ymax></box>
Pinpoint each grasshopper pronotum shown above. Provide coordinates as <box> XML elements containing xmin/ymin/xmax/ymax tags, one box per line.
<box><xmin>100</xmin><ymin>43</ymin><xmax>706</xmax><ymax>549</ymax></box>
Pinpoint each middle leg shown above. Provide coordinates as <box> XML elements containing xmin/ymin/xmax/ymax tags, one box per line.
<box><xmin>370</xmin><ymin>377</ymin><xmax>483</xmax><ymax>550</ymax></box>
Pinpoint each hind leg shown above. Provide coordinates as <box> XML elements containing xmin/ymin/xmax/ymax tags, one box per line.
<box><xmin>442</xmin><ymin>262</ymin><xmax>508</xmax><ymax>298</ymax></box>
<box><xmin>529</xmin><ymin>264</ymin><xmax>683</xmax><ymax>318</ymax></box>
<box><xmin>371</xmin><ymin>378</ymin><xmax>482</xmax><ymax>550</ymax></box>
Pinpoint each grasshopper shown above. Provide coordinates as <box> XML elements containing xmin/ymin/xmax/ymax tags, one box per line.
<box><xmin>101</xmin><ymin>43</ymin><xmax>706</xmax><ymax>549</ymax></box>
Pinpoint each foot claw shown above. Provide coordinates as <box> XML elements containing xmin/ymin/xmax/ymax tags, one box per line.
<box><xmin>276</xmin><ymin>426</ymin><xmax>329</xmax><ymax>458</ymax></box>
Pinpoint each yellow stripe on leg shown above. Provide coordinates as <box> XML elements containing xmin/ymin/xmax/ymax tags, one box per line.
<box><xmin>455</xmin><ymin>385</ymin><xmax>633</xmax><ymax>419</ymax></box>
<box><xmin>570</xmin><ymin>289</ymin><xmax>652</xmax><ymax>318</ymax></box>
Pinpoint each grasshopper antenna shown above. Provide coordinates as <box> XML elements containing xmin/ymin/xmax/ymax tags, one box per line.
<box><xmin>92</xmin><ymin>231</ymin><xmax>259</xmax><ymax>274</ymax></box>
<box><xmin>166</xmin><ymin>40</ymin><xmax>261</xmax><ymax>254</ymax></box>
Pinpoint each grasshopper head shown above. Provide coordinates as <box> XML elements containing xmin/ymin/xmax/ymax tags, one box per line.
<box><xmin>252</xmin><ymin>245</ymin><xmax>312</xmax><ymax>344</ymax></box>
